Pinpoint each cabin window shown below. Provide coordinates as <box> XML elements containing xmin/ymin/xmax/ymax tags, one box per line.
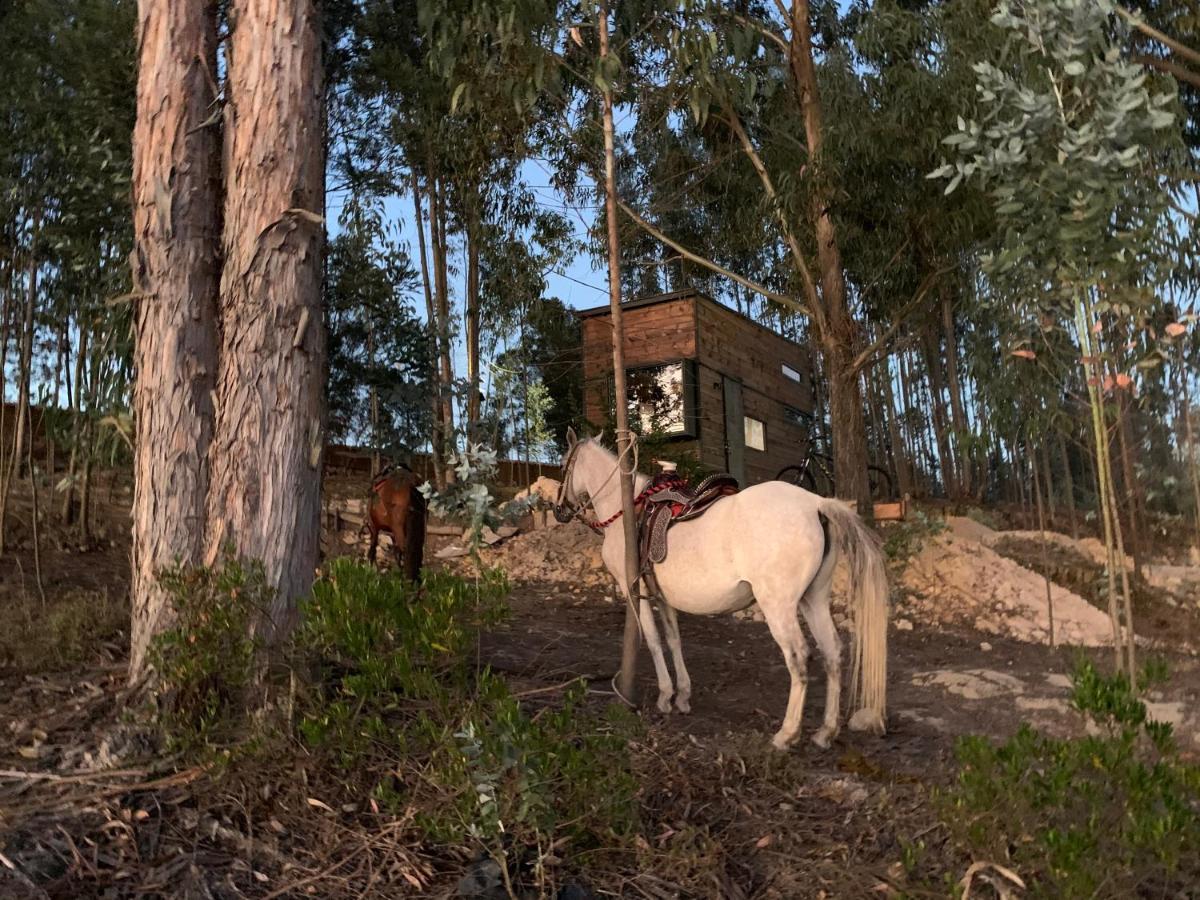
<box><xmin>744</xmin><ymin>416</ymin><xmax>766</xmax><ymax>451</ymax></box>
<box><xmin>782</xmin><ymin>363</ymin><xmax>802</xmax><ymax>383</ymax></box>
<box><xmin>615</xmin><ymin>360</ymin><xmax>697</xmax><ymax>438</ymax></box>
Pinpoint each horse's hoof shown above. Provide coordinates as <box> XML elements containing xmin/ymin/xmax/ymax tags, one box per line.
<box><xmin>656</xmin><ymin>694</ymin><xmax>673</xmax><ymax>714</ymax></box>
<box><xmin>770</xmin><ymin>732</ymin><xmax>794</xmax><ymax>751</ymax></box>
<box><xmin>811</xmin><ymin>727</ymin><xmax>836</xmax><ymax>749</ymax></box>
<box><xmin>848</xmin><ymin>709</ymin><xmax>886</xmax><ymax>735</ymax></box>
<box><xmin>674</xmin><ymin>695</ymin><xmax>691</xmax><ymax>714</ymax></box>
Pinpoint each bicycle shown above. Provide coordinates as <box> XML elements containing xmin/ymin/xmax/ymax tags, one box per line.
<box><xmin>776</xmin><ymin>441</ymin><xmax>894</xmax><ymax>501</ymax></box>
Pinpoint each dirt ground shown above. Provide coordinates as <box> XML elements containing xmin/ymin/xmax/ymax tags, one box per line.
<box><xmin>3</xmin><ymin>474</ymin><xmax>1200</xmax><ymax>898</ymax></box>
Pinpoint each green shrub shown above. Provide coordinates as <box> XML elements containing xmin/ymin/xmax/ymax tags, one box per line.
<box><xmin>942</xmin><ymin>659</ymin><xmax>1200</xmax><ymax>898</ymax></box>
<box><xmin>295</xmin><ymin>559</ymin><xmax>640</xmax><ymax>861</ymax></box>
<box><xmin>148</xmin><ymin>557</ymin><xmax>270</xmax><ymax>752</ymax></box>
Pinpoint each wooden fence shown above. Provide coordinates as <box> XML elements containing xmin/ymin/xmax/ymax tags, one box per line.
<box><xmin>323</xmin><ymin>445</ymin><xmax>562</xmax><ymax>487</ymax></box>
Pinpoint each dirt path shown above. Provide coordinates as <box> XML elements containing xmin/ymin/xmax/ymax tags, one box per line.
<box><xmin>483</xmin><ymin>580</ymin><xmax>1200</xmax><ymax>769</ymax></box>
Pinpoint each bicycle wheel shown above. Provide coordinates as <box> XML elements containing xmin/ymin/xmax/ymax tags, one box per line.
<box><xmin>776</xmin><ymin>465</ymin><xmax>818</xmax><ymax>493</ymax></box>
<box><xmin>868</xmin><ymin>465</ymin><xmax>893</xmax><ymax>502</ymax></box>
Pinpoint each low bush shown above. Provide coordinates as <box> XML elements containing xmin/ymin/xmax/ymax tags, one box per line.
<box><xmin>942</xmin><ymin>659</ymin><xmax>1200</xmax><ymax>898</ymax></box>
<box><xmin>147</xmin><ymin>557</ymin><xmax>640</xmax><ymax>888</ymax></box>
<box><xmin>148</xmin><ymin>557</ymin><xmax>268</xmax><ymax>752</ymax></box>
<box><xmin>296</xmin><ymin>560</ymin><xmax>640</xmax><ymax>862</ymax></box>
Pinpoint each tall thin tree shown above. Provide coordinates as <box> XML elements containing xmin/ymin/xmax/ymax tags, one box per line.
<box><xmin>204</xmin><ymin>0</ymin><xmax>326</xmax><ymax>643</ymax></box>
<box><xmin>128</xmin><ymin>0</ymin><xmax>221</xmax><ymax>677</ymax></box>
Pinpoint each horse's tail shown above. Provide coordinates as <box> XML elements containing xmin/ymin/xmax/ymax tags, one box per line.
<box><xmin>405</xmin><ymin>482</ymin><xmax>426</xmax><ymax>583</ymax></box>
<box><xmin>817</xmin><ymin>498</ymin><xmax>889</xmax><ymax>735</ymax></box>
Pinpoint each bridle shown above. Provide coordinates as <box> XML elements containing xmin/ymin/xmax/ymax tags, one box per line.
<box><xmin>554</xmin><ymin>437</ymin><xmax>639</xmax><ymax>533</ymax></box>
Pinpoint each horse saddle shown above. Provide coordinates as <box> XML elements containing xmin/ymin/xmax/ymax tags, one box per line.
<box><xmin>637</xmin><ymin>472</ymin><xmax>740</xmax><ymax>580</ymax></box>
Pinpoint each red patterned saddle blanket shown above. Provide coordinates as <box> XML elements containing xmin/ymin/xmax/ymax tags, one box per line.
<box><xmin>636</xmin><ymin>472</ymin><xmax>740</xmax><ymax>575</ymax></box>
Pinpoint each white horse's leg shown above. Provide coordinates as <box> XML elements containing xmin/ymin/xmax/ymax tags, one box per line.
<box><xmin>655</xmin><ymin>600</ymin><xmax>692</xmax><ymax>713</ymax></box>
<box><xmin>758</xmin><ymin>595</ymin><xmax>810</xmax><ymax>750</ymax></box>
<box><xmin>801</xmin><ymin>558</ymin><xmax>842</xmax><ymax>749</ymax></box>
<box><xmin>638</xmin><ymin>591</ymin><xmax>675</xmax><ymax>713</ymax></box>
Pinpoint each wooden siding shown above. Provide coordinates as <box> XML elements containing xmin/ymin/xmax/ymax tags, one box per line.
<box><xmin>694</xmin><ymin>300</ymin><xmax>814</xmax><ymax>413</ymax></box>
<box><xmin>581</xmin><ymin>296</ymin><xmax>697</xmax><ymax>428</ymax></box>
<box><xmin>692</xmin><ymin>300</ymin><xmax>814</xmax><ymax>484</ymax></box>
<box><xmin>579</xmin><ymin>292</ymin><xmax>815</xmax><ymax>486</ymax></box>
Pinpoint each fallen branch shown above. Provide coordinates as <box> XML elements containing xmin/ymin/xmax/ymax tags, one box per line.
<box><xmin>0</xmin><ymin>766</ymin><xmax>150</xmax><ymax>785</ymax></box>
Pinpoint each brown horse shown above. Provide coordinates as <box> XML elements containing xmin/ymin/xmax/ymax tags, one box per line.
<box><xmin>366</xmin><ymin>464</ymin><xmax>426</xmax><ymax>582</ymax></box>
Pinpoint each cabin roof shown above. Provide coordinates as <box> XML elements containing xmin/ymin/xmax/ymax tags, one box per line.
<box><xmin>575</xmin><ymin>288</ymin><xmax>805</xmax><ymax>348</ymax></box>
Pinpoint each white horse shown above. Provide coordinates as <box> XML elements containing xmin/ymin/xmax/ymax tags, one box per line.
<box><xmin>556</xmin><ymin>430</ymin><xmax>888</xmax><ymax>750</ymax></box>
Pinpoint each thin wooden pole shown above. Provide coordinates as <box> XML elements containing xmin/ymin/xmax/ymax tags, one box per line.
<box><xmin>1031</xmin><ymin>443</ymin><xmax>1055</xmax><ymax>648</ymax></box>
<box><xmin>599</xmin><ymin>0</ymin><xmax>641</xmax><ymax>706</ymax></box>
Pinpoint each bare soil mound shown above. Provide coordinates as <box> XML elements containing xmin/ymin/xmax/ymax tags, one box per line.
<box><xmin>456</xmin><ymin>519</ymin><xmax>610</xmax><ymax>588</ymax></box>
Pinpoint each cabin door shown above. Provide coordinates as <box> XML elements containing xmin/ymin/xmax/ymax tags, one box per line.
<box><xmin>722</xmin><ymin>376</ymin><xmax>746</xmax><ymax>485</ymax></box>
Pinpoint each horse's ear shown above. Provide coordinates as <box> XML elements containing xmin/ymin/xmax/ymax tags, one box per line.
<box><xmin>566</xmin><ymin>426</ymin><xmax>577</xmax><ymax>448</ymax></box>
<box><xmin>596</xmin><ymin>428</ymin><xmax>607</xmax><ymax>445</ymax></box>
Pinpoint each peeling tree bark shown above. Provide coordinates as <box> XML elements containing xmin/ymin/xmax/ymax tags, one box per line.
<box><xmin>791</xmin><ymin>0</ymin><xmax>869</xmax><ymax>514</ymax></box>
<box><xmin>205</xmin><ymin>0</ymin><xmax>324</xmax><ymax>645</ymax></box>
<box><xmin>128</xmin><ymin>0</ymin><xmax>222</xmax><ymax>678</ymax></box>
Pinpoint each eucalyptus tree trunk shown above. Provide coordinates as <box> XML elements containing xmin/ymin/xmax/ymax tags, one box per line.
<box><xmin>410</xmin><ymin>172</ymin><xmax>443</xmax><ymax>488</ymax></box>
<box><xmin>898</xmin><ymin>348</ymin><xmax>921</xmax><ymax>495</ymax></box>
<box><xmin>1031</xmin><ymin>444</ymin><xmax>1055</xmax><ymax>646</ymax></box>
<box><xmin>465</xmin><ymin>209</ymin><xmax>481</xmax><ymax>443</ymax></box>
<box><xmin>13</xmin><ymin>227</ymin><xmax>38</xmax><ymax>483</ymax></box>
<box><xmin>47</xmin><ymin>324</ymin><xmax>65</xmax><ymax>476</ymax></box>
<box><xmin>62</xmin><ymin>325</ymin><xmax>88</xmax><ymax>526</ymax></box>
<box><xmin>0</xmin><ymin>247</ymin><xmax>12</xmax><ymax>508</ymax></box>
<box><xmin>791</xmin><ymin>0</ymin><xmax>869</xmax><ymax>514</ymax></box>
<box><xmin>941</xmin><ymin>288</ymin><xmax>972</xmax><ymax>497</ymax></box>
<box><xmin>128</xmin><ymin>0</ymin><xmax>222</xmax><ymax>678</ymax></box>
<box><xmin>205</xmin><ymin>0</ymin><xmax>325</xmax><ymax>646</ymax></box>
<box><xmin>428</xmin><ymin>170</ymin><xmax>456</xmax><ymax>483</ymax></box>
<box><xmin>1178</xmin><ymin>344</ymin><xmax>1200</xmax><ymax>556</ymax></box>
<box><xmin>0</xmin><ymin>232</ymin><xmax>38</xmax><ymax>553</ymax></box>
<box><xmin>368</xmin><ymin>323</ymin><xmax>379</xmax><ymax>476</ymax></box>
<box><xmin>922</xmin><ymin>326</ymin><xmax>957</xmax><ymax>498</ymax></box>
<box><xmin>1039</xmin><ymin>442</ymin><xmax>1056</xmax><ymax>528</ymax></box>
<box><xmin>881</xmin><ymin>357</ymin><xmax>913</xmax><ymax>498</ymax></box>
<box><xmin>1059</xmin><ymin>433</ymin><xmax>1079</xmax><ymax>539</ymax></box>
<box><xmin>1115</xmin><ymin>392</ymin><xmax>1144</xmax><ymax>578</ymax></box>
<box><xmin>1077</xmin><ymin>293</ymin><xmax>1135</xmax><ymax>679</ymax></box>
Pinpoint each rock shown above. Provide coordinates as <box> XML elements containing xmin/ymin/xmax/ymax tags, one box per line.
<box><xmin>979</xmin><ymin>642</ymin><xmax>993</xmax><ymax>652</ymax></box>
<box><xmin>496</xmin><ymin>525</ymin><xmax>519</xmax><ymax>538</ymax></box>
<box><xmin>436</xmin><ymin>544</ymin><xmax>470</xmax><ymax>560</ymax></box>
<box><xmin>894</xmin><ymin>618</ymin><xmax>914</xmax><ymax>632</ymax></box>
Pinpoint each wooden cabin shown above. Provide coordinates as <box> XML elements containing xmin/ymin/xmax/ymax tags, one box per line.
<box><xmin>579</xmin><ymin>290</ymin><xmax>816</xmax><ymax>486</ymax></box>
